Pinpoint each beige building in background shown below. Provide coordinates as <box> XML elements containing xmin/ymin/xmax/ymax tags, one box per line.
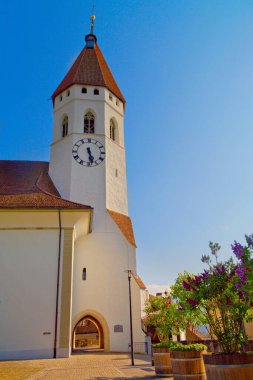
<box><xmin>0</xmin><ymin>19</ymin><xmax>147</xmax><ymax>360</ymax></box>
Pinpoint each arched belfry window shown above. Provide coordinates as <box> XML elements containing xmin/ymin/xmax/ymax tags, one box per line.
<box><xmin>110</xmin><ymin>119</ymin><xmax>116</xmax><ymax>142</ymax></box>
<box><xmin>84</xmin><ymin>112</ymin><xmax>95</xmax><ymax>133</ymax></box>
<box><xmin>62</xmin><ymin>115</ymin><xmax>68</xmax><ymax>137</ymax></box>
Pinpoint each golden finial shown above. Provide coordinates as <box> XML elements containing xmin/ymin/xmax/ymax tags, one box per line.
<box><xmin>90</xmin><ymin>4</ymin><xmax>95</xmax><ymax>35</ymax></box>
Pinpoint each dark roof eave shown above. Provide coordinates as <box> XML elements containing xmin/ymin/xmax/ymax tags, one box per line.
<box><xmin>0</xmin><ymin>206</ymin><xmax>93</xmax><ymax>210</ymax></box>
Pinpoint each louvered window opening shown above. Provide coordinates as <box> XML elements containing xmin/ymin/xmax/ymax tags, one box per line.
<box><xmin>62</xmin><ymin>116</ymin><xmax>68</xmax><ymax>137</ymax></box>
<box><xmin>84</xmin><ymin>112</ymin><xmax>95</xmax><ymax>133</ymax></box>
<box><xmin>110</xmin><ymin>119</ymin><xmax>116</xmax><ymax>141</ymax></box>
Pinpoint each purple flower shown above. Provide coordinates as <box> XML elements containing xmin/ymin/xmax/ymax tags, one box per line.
<box><xmin>235</xmin><ymin>282</ymin><xmax>242</xmax><ymax>290</ymax></box>
<box><xmin>182</xmin><ymin>280</ymin><xmax>191</xmax><ymax>291</ymax></box>
<box><xmin>231</xmin><ymin>241</ymin><xmax>244</xmax><ymax>260</ymax></box>
<box><xmin>245</xmin><ymin>234</ymin><xmax>253</xmax><ymax>248</ymax></box>
<box><xmin>192</xmin><ymin>275</ymin><xmax>202</xmax><ymax>287</ymax></box>
<box><xmin>200</xmin><ymin>270</ymin><xmax>209</xmax><ymax>281</ymax></box>
<box><xmin>186</xmin><ymin>298</ymin><xmax>198</xmax><ymax>307</ymax></box>
<box><xmin>242</xmin><ymin>291</ymin><xmax>248</xmax><ymax>297</ymax></box>
<box><xmin>236</xmin><ymin>265</ymin><xmax>247</xmax><ymax>285</ymax></box>
<box><xmin>214</xmin><ymin>264</ymin><xmax>226</xmax><ymax>274</ymax></box>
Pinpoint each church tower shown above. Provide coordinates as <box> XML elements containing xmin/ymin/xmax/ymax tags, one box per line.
<box><xmin>48</xmin><ymin>14</ymin><xmax>146</xmax><ymax>355</ymax></box>
<box><xmin>49</xmin><ymin>14</ymin><xmax>128</xmax><ymax>217</ymax></box>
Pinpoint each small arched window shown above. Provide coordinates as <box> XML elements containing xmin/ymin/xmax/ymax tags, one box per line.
<box><xmin>94</xmin><ymin>89</ymin><xmax>99</xmax><ymax>95</ymax></box>
<box><xmin>84</xmin><ymin>112</ymin><xmax>95</xmax><ymax>133</ymax></box>
<box><xmin>110</xmin><ymin>119</ymin><xmax>116</xmax><ymax>141</ymax></box>
<box><xmin>62</xmin><ymin>115</ymin><xmax>68</xmax><ymax>137</ymax></box>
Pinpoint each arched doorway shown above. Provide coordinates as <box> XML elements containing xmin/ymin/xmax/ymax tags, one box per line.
<box><xmin>72</xmin><ymin>315</ymin><xmax>104</xmax><ymax>351</ymax></box>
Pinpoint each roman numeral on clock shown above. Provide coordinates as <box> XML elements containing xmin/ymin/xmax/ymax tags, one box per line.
<box><xmin>72</xmin><ymin>139</ymin><xmax>105</xmax><ymax>167</ymax></box>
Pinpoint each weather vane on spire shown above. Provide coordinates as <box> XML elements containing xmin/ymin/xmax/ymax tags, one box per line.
<box><xmin>85</xmin><ymin>3</ymin><xmax>97</xmax><ymax>47</ymax></box>
<box><xmin>90</xmin><ymin>4</ymin><xmax>95</xmax><ymax>35</ymax></box>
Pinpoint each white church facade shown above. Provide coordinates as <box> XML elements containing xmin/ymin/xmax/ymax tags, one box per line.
<box><xmin>0</xmin><ymin>17</ymin><xmax>147</xmax><ymax>360</ymax></box>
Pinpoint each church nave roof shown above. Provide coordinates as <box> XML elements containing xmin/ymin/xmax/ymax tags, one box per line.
<box><xmin>0</xmin><ymin>160</ymin><xmax>92</xmax><ymax>210</ymax></box>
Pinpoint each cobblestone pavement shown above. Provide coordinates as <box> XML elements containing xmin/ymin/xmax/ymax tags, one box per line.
<box><xmin>0</xmin><ymin>352</ymin><xmax>173</xmax><ymax>380</ymax></box>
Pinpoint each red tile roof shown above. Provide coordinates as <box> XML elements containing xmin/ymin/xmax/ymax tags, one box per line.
<box><xmin>0</xmin><ymin>161</ymin><xmax>59</xmax><ymax>195</ymax></box>
<box><xmin>52</xmin><ymin>44</ymin><xmax>125</xmax><ymax>104</ymax></box>
<box><xmin>0</xmin><ymin>193</ymin><xmax>91</xmax><ymax>210</ymax></box>
<box><xmin>133</xmin><ymin>275</ymin><xmax>146</xmax><ymax>290</ymax></box>
<box><xmin>107</xmin><ymin>209</ymin><xmax>137</xmax><ymax>248</ymax></box>
<box><xmin>0</xmin><ymin>161</ymin><xmax>92</xmax><ymax>210</ymax></box>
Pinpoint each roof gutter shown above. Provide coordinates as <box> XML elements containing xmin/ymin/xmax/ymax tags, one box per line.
<box><xmin>88</xmin><ymin>209</ymin><xmax>93</xmax><ymax>233</ymax></box>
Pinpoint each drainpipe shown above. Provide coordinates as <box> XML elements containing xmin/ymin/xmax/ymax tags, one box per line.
<box><xmin>128</xmin><ymin>270</ymin><xmax>135</xmax><ymax>366</ymax></box>
<box><xmin>54</xmin><ymin>209</ymin><xmax>62</xmax><ymax>358</ymax></box>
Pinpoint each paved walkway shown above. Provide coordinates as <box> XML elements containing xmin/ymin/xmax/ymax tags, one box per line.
<box><xmin>0</xmin><ymin>352</ymin><xmax>172</xmax><ymax>380</ymax></box>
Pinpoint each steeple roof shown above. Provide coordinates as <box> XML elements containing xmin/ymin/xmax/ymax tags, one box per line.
<box><xmin>52</xmin><ymin>43</ymin><xmax>125</xmax><ymax>104</ymax></box>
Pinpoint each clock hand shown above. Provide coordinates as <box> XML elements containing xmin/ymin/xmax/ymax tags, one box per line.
<box><xmin>86</xmin><ymin>147</ymin><xmax>94</xmax><ymax>163</ymax></box>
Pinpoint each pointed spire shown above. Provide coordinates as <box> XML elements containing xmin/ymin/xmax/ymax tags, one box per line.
<box><xmin>90</xmin><ymin>4</ymin><xmax>95</xmax><ymax>35</ymax></box>
<box><xmin>52</xmin><ymin>44</ymin><xmax>125</xmax><ymax>105</ymax></box>
<box><xmin>52</xmin><ymin>7</ymin><xmax>125</xmax><ymax>105</ymax></box>
<box><xmin>85</xmin><ymin>5</ymin><xmax>97</xmax><ymax>48</ymax></box>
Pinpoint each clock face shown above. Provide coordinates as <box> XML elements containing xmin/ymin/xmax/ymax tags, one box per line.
<box><xmin>72</xmin><ymin>138</ymin><xmax>105</xmax><ymax>167</ymax></box>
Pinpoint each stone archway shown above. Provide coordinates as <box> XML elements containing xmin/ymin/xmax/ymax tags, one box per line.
<box><xmin>73</xmin><ymin>316</ymin><xmax>102</xmax><ymax>350</ymax></box>
<box><xmin>72</xmin><ymin>310</ymin><xmax>110</xmax><ymax>352</ymax></box>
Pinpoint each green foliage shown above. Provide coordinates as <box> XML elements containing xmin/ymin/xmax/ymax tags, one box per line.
<box><xmin>152</xmin><ymin>341</ymin><xmax>207</xmax><ymax>351</ymax></box>
<box><xmin>169</xmin><ymin>342</ymin><xmax>207</xmax><ymax>352</ymax></box>
<box><xmin>152</xmin><ymin>340</ymin><xmax>174</xmax><ymax>349</ymax></box>
<box><xmin>144</xmin><ymin>295</ymin><xmax>180</xmax><ymax>343</ymax></box>
<box><xmin>171</xmin><ymin>271</ymin><xmax>207</xmax><ymax>333</ymax></box>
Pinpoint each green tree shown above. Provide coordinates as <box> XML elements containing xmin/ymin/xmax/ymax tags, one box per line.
<box><xmin>144</xmin><ymin>295</ymin><xmax>180</xmax><ymax>343</ymax></box>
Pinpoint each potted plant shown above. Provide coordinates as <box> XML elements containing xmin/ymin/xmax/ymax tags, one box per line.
<box><xmin>144</xmin><ymin>295</ymin><xmax>180</xmax><ymax>377</ymax></box>
<box><xmin>177</xmin><ymin>235</ymin><xmax>253</xmax><ymax>379</ymax></box>
<box><xmin>171</xmin><ymin>278</ymin><xmax>208</xmax><ymax>380</ymax></box>
<box><xmin>169</xmin><ymin>342</ymin><xmax>207</xmax><ymax>380</ymax></box>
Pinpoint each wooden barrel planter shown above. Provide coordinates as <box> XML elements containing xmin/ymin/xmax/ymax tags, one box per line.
<box><xmin>152</xmin><ymin>347</ymin><xmax>173</xmax><ymax>377</ymax></box>
<box><xmin>170</xmin><ymin>350</ymin><xmax>206</xmax><ymax>380</ymax></box>
<box><xmin>203</xmin><ymin>353</ymin><xmax>253</xmax><ymax>380</ymax></box>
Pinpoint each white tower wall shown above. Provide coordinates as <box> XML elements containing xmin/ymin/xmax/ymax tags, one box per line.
<box><xmin>49</xmin><ymin>84</ymin><xmax>128</xmax><ymax>216</ymax></box>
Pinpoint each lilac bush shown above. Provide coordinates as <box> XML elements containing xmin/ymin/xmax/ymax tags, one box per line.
<box><xmin>172</xmin><ymin>235</ymin><xmax>253</xmax><ymax>353</ymax></box>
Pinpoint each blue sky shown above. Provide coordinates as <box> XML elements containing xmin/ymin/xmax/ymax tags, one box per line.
<box><xmin>1</xmin><ymin>1</ymin><xmax>253</xmax><ymax>288</ymax></box>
